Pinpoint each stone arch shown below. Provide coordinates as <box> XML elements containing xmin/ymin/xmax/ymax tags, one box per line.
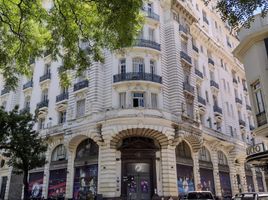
<box><xmin>174</xmin><ymin>130</ymin><xmax>203</xmax><ymax>152</ymax></box>
<box><xmin>217</xmin><ymin>150</ymin><xmax>228</xmax><ymax>166</ymax></box>
<box><xmin>46</xmin><ymin>138</ymin><xmax>66</xmax><ymax>160</ymax></box>
<box><xmin>199</xmin><ymin>146</ymin><xmax>212</xmax><ymax>162</ymax></box>
<box><xmin>110</xmin><ymin>127</ymin><xmax>170</xmax><ymax>149</ymax></box>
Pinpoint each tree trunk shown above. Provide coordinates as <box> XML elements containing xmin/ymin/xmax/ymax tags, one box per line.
<box><xmin>23</xmin><ymin>170</ymin><xmax>29</xmax><ymax>200</ymax></box>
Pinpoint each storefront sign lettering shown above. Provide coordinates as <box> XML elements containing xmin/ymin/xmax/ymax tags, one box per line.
<box><xmin>246</xmin><ymin>143</ymin><xmax>267</xmax><ymax>156</ymax></box>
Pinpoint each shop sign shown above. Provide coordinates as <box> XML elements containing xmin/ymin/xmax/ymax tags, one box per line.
<box><xmin>246</xmin><ymin>143</ymin><xmax>267</xmax><ymax>156</ymax></box>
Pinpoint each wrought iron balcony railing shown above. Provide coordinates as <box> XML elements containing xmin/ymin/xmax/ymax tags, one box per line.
<box><xmin>213</xmin><ymin>105</ymin><xmax>222</xmax><ymax>114</ymax></box>
<box><xmin>183</xmin><ymin>82</ymin><xmax>194</xmax><ymax>94</ymax></box>
<box><xmin>74</xmin><ymin>80</ymin><xmax>89</xmax><ymax>91</ymax></box>
<box><xmin>198</xmin><ymin>96</ymin><xmax>206</xmax><ymax>106</ymax></box>
<box><xmin>208</xmin><ymin>58</ymin><xmax>215</xmax><ymax>66</ymax></box>
<box><xmin>23</xmin><ymin>80</ymin><xmax>33</xmax><ymax>90</ymax></box>
<box><xmin>195</xmin><ymin>68</ymin><xmax>203</xmax><ymax>79</ymax></box>
<box><xmin>256</xmin><ymin>111</ymin><xmax>267</xmax><ymax>127</ymax></box>
<box><xmin>180</xmin><ymin>51</ymin><xmax>192</xmax><ymax>64</ymax></box>
<box><xmin>37</xmin><ymin>100</ymin><xmax>49</xmax><ymax>109</ymax></box>
<box><xmin>134</xmin><ymin>39</ymin><xmax>161</xmax><ymax>51</ymax></box>
<box><xmin>210</xmin><ymin>80</ymin><xmax>219</xmax><ymax>89</ymax></box>
<box><xmin>39</xmin><ymin>73</ymin><xmax>51</xmax><ymax>83</ymax></box>
<box><xmin>56</xmin><ymin>93</ymin><xmax>69</xmax><ymax>103</ymax></box>
<box><xmin>235</xmin><ymin>97</ymin><xmax>242</xmax><ymax>105</ymax></box>
<box><xmin>113</xmin><ymin>72</ymin><xmax>162</xmax><ymax>84</ymax></box>
<box><xmin>192</xmin><ymin>45</ymin><xmax>199</xmax><ymax>53</ymax></box>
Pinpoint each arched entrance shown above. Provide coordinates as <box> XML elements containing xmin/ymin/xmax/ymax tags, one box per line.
<box><xmin>73</xmin><ymin>138</ymin><xmax>99</xmax><ymax>200</ymax></box>
<box><xmin>119</xmin><ymin>137</ymin><xmax>159</xmax><ymax>200</ymax></box>
<box><xmin>176</xmin><ymin>141</ymin><xmax>195</xmax><ymax>198</ymax></box>
<box><xmin>218</xmin><ymin>151</ymin><xmax>232</xmax><ymax>199</ymax></box>
<box><xmin>199</xmin><ymin>147</ymin><xmax>215</xmax><ymax>194</ymax></box>
<box><xmin>48</xmin><ymin>144</ymin><xmax>67</xmax><ymax>199</ymax></box>
<box><xmin>245</xmin><ymin>164</ymin><xmax>255</xmax><ymax>192</ymax></box>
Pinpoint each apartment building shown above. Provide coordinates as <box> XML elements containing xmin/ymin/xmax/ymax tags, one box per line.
<box><xmin>0</xmin><ymin>0</ymin><xmax>265</xmax><ymax>200</ymax></box>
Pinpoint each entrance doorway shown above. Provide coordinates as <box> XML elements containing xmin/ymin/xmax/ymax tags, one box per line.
<box><xmin>119</xmin><ymin>137</ymin><xmax>159</xmax><ymax>200</ymax></box>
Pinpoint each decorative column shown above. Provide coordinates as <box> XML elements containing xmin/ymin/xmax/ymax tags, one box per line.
<box><xmin>4</xmin><ymin>167</ymin><xmax>12</xmax><ymax>200</ymax></box>
<box><xmin>42</xmin><ymin>150</ymin><xmax>51</xmax><ymax>198</ymax></box>
<box><xmin>238</xmin><ymin>164</ymin><xmax>248</xmax><ymax>192</ymax></box>
<box><xmin>251</xmin><ymin>168</ymin><xmax>259</xmax><ymax>192</ymax></box>
<box><xmin>192</xmin><ymin>152</ymin><xmax>201</xmax><ymax>189</ymax></box>
<box><xmin>160</xmin><ymin>145</ymin><xmax>178</xmax><ymax>198</ymax></box>
<box><xmin>211</xmin><ymin>151</ymin><xmax>221</xmax><ymax>197</ymax></box>
<box><xmin>65</xmin><ymin>147</ymin><xmax>75</xmax><ymax>199</ymax></box>
<box><xmin>262</xmin><ymin>171</ymin><xmax>267</xmax><ymax>192</ymax></box>
<box><xmin>228</xmin><ymin>159</ymin><xmax>239</xmax><ymax>195</ymax></box>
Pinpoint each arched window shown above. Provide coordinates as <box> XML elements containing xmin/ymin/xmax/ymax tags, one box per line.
<box><xmin>76</xmin><ymin>139</ymin><xmax>98</xmax><ymax>160</ymax></box>
<box><xmin>51</xmin><ymin>144</ymin><xmax>67</xmax><ymax>161</ymax></box>
<box><xmin>132</xmin><ymin>58</ymin><xmax>144</xmax><ymax>73</ymax></box>
<box><xmin>199</xmin><ymin>147</ymin><xmax>211</xmax><ymax>162</ymax></box>
<box><xmin>218</xmin><ymin>151</ymin><xmax>228</xmax><ymax>165</ymax></box>
<box><xmin>176</xmin><ymin>141</ymin><xmax>192</xmax><ymax>159</ymax></box>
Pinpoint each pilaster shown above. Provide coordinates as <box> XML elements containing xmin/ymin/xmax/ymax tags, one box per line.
<box><xmin>228</xmin><ymin>159</ymin><xmax>239</xmax><ymax>195</ymax></box>
<box><xmin>192</xmin><ymin>152</ymin><xmax>200</xmax><ymax>189</ymax></box>
<box><xmin>4</xmin><ymin>167</ymin><xmax>12</xmax><ymax>200</ymax></box>
<box><xmin>160</xmin><ymin>145</ymin><xmax>178</xmax><ymax>197</ymax></box>
<box><xmin>262</xmin><ymin>171</ymin><xmax>267</xmax><ymax>192</ymax></box>
<box><xmin>251</xmin><ymin>168</ymin><xmax>259</xmax><ymax>192</ymax></box>
<box><xmin>238</xmin><ymin>164</ymin><xmax>248</xmax><ymax>192</ymax></box>
<box><xmin>65</xmin><ymin>147</ymin><xmax>75</xmax><ymax>199</ymax></box>
<box><xmin>42</xmin><ymin>151</ymin><xmax>51</xmax><ymax>198</ymax></box>
<box><xmin>211</xmin><ymin>151</ymin><xmax>221</xmax><ymax>197</ymax></box>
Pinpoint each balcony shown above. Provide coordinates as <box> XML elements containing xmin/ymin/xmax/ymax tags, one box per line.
<box><xmin>239</xmin><ymin>119</ymin><xmax>246</xmax><ymax>128</ymax></box>
<box><xmin>183</xmin><ymin>82</ymin><xmax>194</xmax><ymax>94</ymax></box>
<box><xmin>113</xmin><ymin>72</ymin><xmax>162</xmax><ymax>84</ymax></box>
<box><xmin>134</xmin><ymin>39</ymin><xmax>161</xmax><ymax>51</ymax></box>
<box><xmin>1</xmin><ymin>88</ymin><xmax>9</xmax><ymax>96</ymax></box>
<box><xmin>37</xmin><ymin>100</ymin><xmax>49</xmax><ymax>109</ymax></box>
<box><xmin>23</xmin><ymin>80</ymin><xmax>33</xmax><ymax>90</ymax></box>
<box><xmin>192</xmin><ymin>45</ymin><xmax>199</xmax><ymax>53</ymax></box>
<box><xmin>208</xmin><ymin>58</ymin><xmax>215</xmax><ymax>66</ymax></box>
<box><xmin>210</xmin><ymin>80</ymin><xmax>219</xmax><ymax>93</ymax></box>
<box><xmin>195</xmin><ymin>68</ymin><xmax>203</xmax><ymax>79</ymax></box>
<box><xmin>246</xmin><ymin>105</ymin><xmax>252</xmax><ymax>111</ymax></box>
<box><xmin>179</xmin><ymin>24</ymin><xmax>188</xmax><ymax>36</ymax></box>
<box><xmin>249</xmin><ymin>125</ymin><xmax>255</xmax><ymax>131</ymax></box>
<box><xmin>144</xmin><ymin>10</ymin><xmax>160</xmax><ymax>22</ymax></box>
<box><xmin>235</xmin><ymin>97</ymin><xmax>242</xmax><ymax>105</ymax></box>
<box><xmin>180</xmin><ymin>51</ymin><xmax>192</xmax><ymax>68</ymax></box>
<box><xmin>203</xmin><ymin>17</ymin><xmax>209</xmax><ymax>25</ymax></box>
<box><xmin>213</xmin><ymin>105</ymin><xmax>223</xmax><ymax>122</ymax></box>
<box><xmin>56</xmin><ymin>93</ymin><xmax>69</xmax><ymax>103</ymax></box>
<box><xmin>256</xmin><ymin>111</ymin><xmax>267</xmax><ymax>127</ymax></box>
<box><xmin>74</xmin><ymin>80</ymin><xmax>89</xmax><ymax>92</ymax></box>
<box><xmin>39</xmin><ymin>73</ymin><xmax>51</xmax><ymax>83</ymax></box>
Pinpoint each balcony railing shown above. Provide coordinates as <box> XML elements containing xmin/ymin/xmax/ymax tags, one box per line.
<box><xmin>239</xmin><ymin>119</ymin><xmax>246</xmax><ymax>127</ymax></box>
<box><xmin>180</xmin><ymin>51</ymin><xmax>192</xmax><ymax>64</ymax></box>
<box><xmin>23</xmin><ymin>80</ymin><xmax>33</xmax><ymax>90</ymax></box>
<box><xmin>203</xmin><ymin>17</ymin><xmax>209</xmax><ymax>25</ymax></box>
<box><xmin>233</xmin><ymin>78</ymin><xmax>238</xmax><ymax>84</ymax></box>
<box><xmin>113</xmin><ymin>72</ymin><xmax>162</xmax><ymax>84</ymax></box>
<box><xmin>183</xmin><ymin>82</ymin><xmax>194</xmax><ymax>94</ymax></box>
<box><xmin>37</xmin><ymin>100</ymin><xmax>49</xmax><ymax>109</ymax></box>
<box><xmin>249</xmin><ymin>125</ymin><xmax>255</xmax><ymax>131</ymax></box>
<box><xmin>246</xmin><ymin>105</ymin><xmax>252</xmax><ymax>111</ymax></box>
<box><xmin>195</xmin><ymin>68</ymin><xmax>203</xmax><ymax>79</ymax></box>
<box><xmin>235</xmin><ymin>97</ymin><xmax>242</xmax><ymax>105</ymax></box>
<box><xmin>74</xmin><ymin>80</ymin><xmax>89</xmax><ymax>91</ymax></box>
<box><xmin>208</xmin><ymin>58</ymin><xmax>215</xmax><ymax>66</ymax></box>
<box><xmin>210</xmin><ymin>80</ymin><xmax>219</xmax><ymax>89</ymax></box>
<box><xmin>39</xmin><ymin>73</ymin><xmax>51</xmax><ymax>83</ymax></box>
<box><xmin>213</xmin><ymin>105</ymin><xmax>223</xmax><ymax>114</ymax></box>
<box><xmin>1</xmin><ymin>88</ymin><xmax>9</xmax><ymax>96</ymax></box>
<box><xmin>56</xmin><ymin>93</ymin><xmax>69</xmax><ymax>103</ymax></box>
<box><xmin>145</xmin><ymin>10</ymin><xmax>160</xmax><ymax>21</ymax></box>
<box><xmin>179</xmin><ymin>24</ymin><xmax>188</xmax><ymax>35</ymax></box>
<box><xmin>198</xmin><ymin>96</ymin><xmax>206</xmax><ymax>106</ymax></box>
<box><xmin>134</xmin><ymin>39</ymin><xmax>161</xmax><ymax>51</ymax></box>
<box><xmin>256</xmin><ymin>111</ymin><xmax>267</xmax><ymax>127</ymax></box>
<box><xmin>192</xmin><ymin>45</ymin><xmax>199</xmax><ymax>53</ymax></box>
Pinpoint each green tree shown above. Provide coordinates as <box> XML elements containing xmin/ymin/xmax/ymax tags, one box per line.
<box><xmin>205</xmin><ymin>0</ymin><xmax>268</xmax><ymax>28</ymax></box>
<box><xmin>0</xmin><ymin>106</ymin><xmax>47</xmax><ymax>200</ymax></box>
<box><xmin>0</xmin><ymin>0</ymin><xmax>143</xmax><ymax>88</ymax></box>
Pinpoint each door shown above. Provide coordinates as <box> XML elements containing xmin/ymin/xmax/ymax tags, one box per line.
<box><xmin>126</xmin><ymin>163</ymin><xmax>151</xmax><ymax>200</ymax></box>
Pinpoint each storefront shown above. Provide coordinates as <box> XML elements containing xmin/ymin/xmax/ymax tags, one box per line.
<box><xmin>218</xmin><ymin>151</ymin><xmax>232</xmax><ymax>199</ymax></box>
<box><xmin>29</xmin><ymin>172</ymin><xmax>44</xmax><ymax>199</ymax></box>
<box><xmin>73</xmin><ymin>139</ymin><xmax>99</xmax><ymax>200</ymax></box>
<box><xmin>199</xmin><ymin>147</ymin><xmax>215</xmax><ymax>194</ymax></box>
<box><xmin>256</xmin><ymin>168</ymin><xmax>264</xmax><ymax>192</ymax></box>
<box><xmin>0</xmin><ymin>176</ymin><xmax>7</xmax><ymax>200</ymax></box>
<box><xmin>245</xmin><ymin>164</ymin><xmax>255</xmax><ymax>192</ymax></box>
<box><xmin>176</xmin><ymin>141</ymin><xmax>195</xmax><ymax>197</ymax></box>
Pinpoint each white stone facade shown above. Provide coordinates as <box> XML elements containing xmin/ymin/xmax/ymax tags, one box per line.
<box><xmin>0</xmin><ymin>1</ymin><xmax>265</xmax><ymax>200</ymax></box>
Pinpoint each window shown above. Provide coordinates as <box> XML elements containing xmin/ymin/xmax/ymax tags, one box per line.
<box><xmin>151</xmin><ymin>93</ymin><xmax>157</xmax><ymax>108</ymax></box>
<box><xmin>223</xmin><ymin>79</ymin><xmax>226</xmax><ymax>90</ymax></box>
<box><xmin>226</xmin><ymin>36</ymin><xmax>232</xmax><ymax>47</ymax></box>
<box><xmin>202</xmin><ymin>10</ymin><xmax>209</xmax><ymax>24</ymax></box>
<box><xmin>227</xmin><ymin>82</ymin><xmax>230</xmax><ymax>93</ymax></box>
<box><xmin>199</xmin><ymin>147</ymin><xmax>211</xmax><ymax>162</ymax></box>
<box><xmin>186</xmin><ymin>102</ymin><xmax>194</xmax><ymax>118</ymax></box>
<box><xmin>24</xmin><ymin>96</ymin><xmax>31</xmax><ymax>108</ymax></box>
<box><xmin>58</xmin><ymin>111</ymin><xmax>66</xmax><ymax>124</ymax></box>
<box><xmin>38</xmin><ymin>118</ymin><xmax>45</xmax><ymax>130</ymax></box>
<box><xmin>133</xmin><ymin>58</ymin><xmax>144</xmax><ymax>73</ymax></box>
<box><xmin>215</xmin><ymin>21</ymin><xmax>218</xmax><ymax>29</ymax></box>
<box><xmin>200</xmin><ymin>45</ymin><xmax>203</xmax><ymax>53</ymax></box>
<box><xmin>220</xmin><ymin>59</ymin><xmax>224</xmax><ymax>68</ymax></box>
<box><xmin>133</xmin><ymin>93</ymin><xmax>144</xmax><ymax>107</ymax></box>
<box><xmin>61</xmin><ymin>86</ymin><xmax>68</xmax><ymax>94</ymax></box>
<box><xmin>216</xmin><ymin>121</ymin><xmax>222</xmax><ymax>131</ymax></box>
<box><xmin>119</xmin><ymin>92</ymin><xmax>126</xmax><ymax>108</ymax></box>
<box><xmin>148</xmin><ymin>28</ymin><xmax>155</xmax><ymax>41</ymax></box>
<box><xmin>229</xmin><ymin>126</ymin><xmax>233</xmax><ymax>136</ymax></box>
<box><xmin>44</xmin><ymin>63</ymin><xmax>51</xmax><ymax>75</ymax></box>
<box><xmin>176</xmin><ymin>141</ymin><xmax>192</xmax><ymax>159</ymax></box>
<box><xmin>205</xmin><ymin>91</ymin><xmax>209</xmax><ymax>103</ymax></box>
<box><xmin>181</xmin><ymin>40</ymin><xmax>188</xmax><ymax>53</ymax></box>
<box><xmin>218</xmin><ymin>151</ymin><xmax>228</xmax><ymax>165</ymax></box>
<box><xmin>76</xmin><ymin>99</ymin><xmax>85</xmax><ymax>118</ymax></box>
<box><xmin>203</xmin><ymin>65</ymin><xmax>206</xmax><ymax>76</ymax></box>
<box><xmin>41</xmin><ymin>89</ymin><xmax>48</xmax><ymax>101</ymax></box>
<box><xmin>147</xmin><ymin>2</ymin><xmax>153</xmax><ymax>13</ymax></box>
<box><xmin>238</xmin><ymin>76</ymin><xmax>240</xmax><ymax>83</ymax></box>
<box><xmin>119</xmin><ymin>59</ymin><xmax>126</xmax><ymax>74</ymax></box>
<box><xmin>173</xmin><ymin>12</ymin><xmax>180</xmax><ymax>23</ymax></box>
<box><xmin>194</xmin><ymin>59</ymin><xmax>198</xmax><ymax>69</ymax></box>
<box><xmin>51</xmin><ymin>145</ymin><xmax>67</xmax><ymax>161</ymax></box>
<box><xmin>150</xmin><ymin>60</ymin><xmax>156</xmax><ymax>74</ymax></box>
<box><xmin>252</xmin><ymin>81</ymin><xmax>265</xmax><ymax>114</ymax></box>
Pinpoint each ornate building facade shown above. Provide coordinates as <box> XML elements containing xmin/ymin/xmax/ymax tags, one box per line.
<box><xmin>0</xmin><ymin>0</ymin><xmax>266</xmax><ymax>199</ymax></box>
